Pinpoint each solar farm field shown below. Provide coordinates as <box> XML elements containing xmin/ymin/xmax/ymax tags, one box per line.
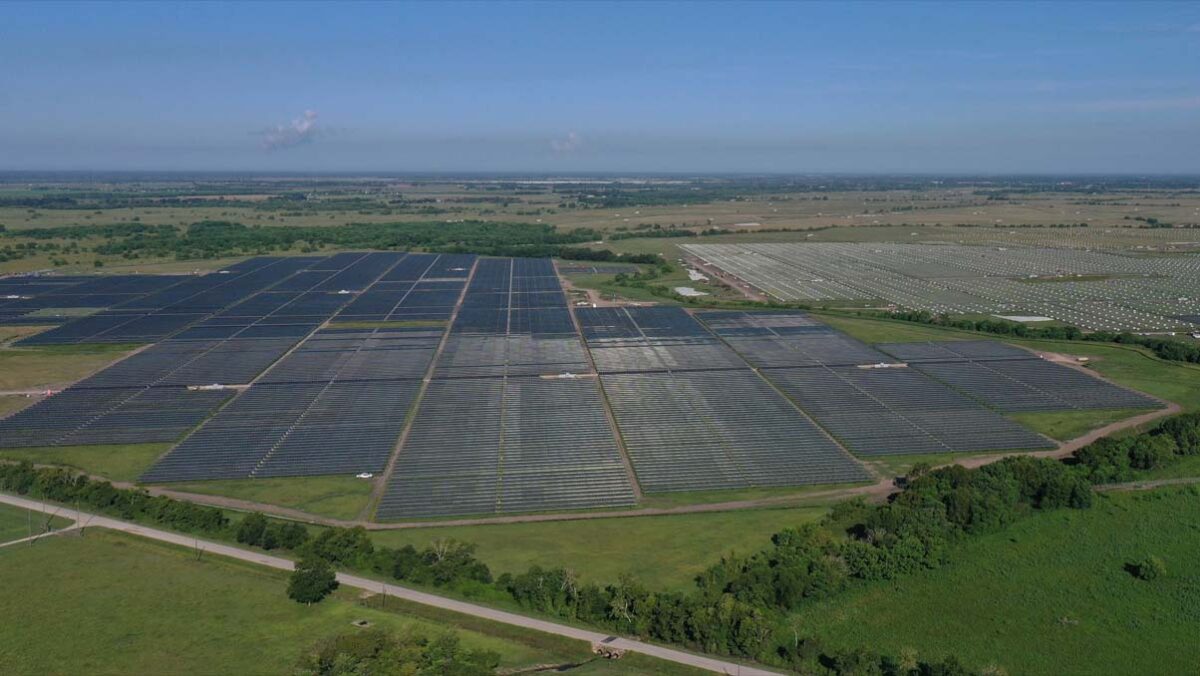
<box><xmin>0</xmin><ymin>251</ymin><xmax>1165</xmax><ymax>522</ymax></box>
<box><xmin>684</xmin><ymin>241</ymin><xmax>1200</xmax><ymax>332</ymax></box>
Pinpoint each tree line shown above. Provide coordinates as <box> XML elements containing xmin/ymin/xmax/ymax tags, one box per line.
<box><xmin>0</xmin><ymin>220</ymin><xmax>661</xmax><ymax>266</ymax></box>
<box><xmin>868</xmin><ymin>309</ymin><xmax>1200</xmax><ymax>366</ymax></box>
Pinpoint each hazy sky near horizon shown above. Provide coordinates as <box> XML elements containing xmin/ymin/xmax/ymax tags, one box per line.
<box><xmin>1</xmin><ymin>1</ymin><xmax>1198</xmax><ymax>173</ymax></box>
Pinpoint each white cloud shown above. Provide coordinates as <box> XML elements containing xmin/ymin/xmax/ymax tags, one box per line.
<box><xmin>550</xmin><ymin>131</ymin><xmax>583</xmax><ymax>153</ymax></box>
<box><xmin>261</xmin><ymin>110</ymin><xmax>321</xmax><ymax>150</ymax></box>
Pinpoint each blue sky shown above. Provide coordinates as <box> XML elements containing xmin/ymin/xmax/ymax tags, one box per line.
<box><xmin>1</xmin><ymin>1</ymin><xmax>1197</xmax><ymax>173</ymax></box>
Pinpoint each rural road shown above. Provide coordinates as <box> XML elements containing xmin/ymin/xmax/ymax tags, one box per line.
<box><xmin>0</xmin><ymin>492</ymin><xmax>780</xmax><ymax>676</ymax></box>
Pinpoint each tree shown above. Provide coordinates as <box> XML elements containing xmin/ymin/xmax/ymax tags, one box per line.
<box><xmin>1129</xmin><ymin>555</ymin><xmax>1166</xmax><ymax>581</ymax></box>
<box><xmin>289</xmin><ymin>556</ymin><xmax>339</xmax><ymax>605</ymax></box>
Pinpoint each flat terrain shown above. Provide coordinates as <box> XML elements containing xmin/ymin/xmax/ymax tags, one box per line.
<box><xmin>800</xmin><ymin>486</ymin><xmax>1200</xmax><ymax>675</ymax></box>
<box><xmin>162</xmin><ymin>475</ymin><xmax>375</xmax><ymax>522</ymax></box>
<box><xmin>0</xmin><ymin>502</ymin><xmax>71</xmax><ymax>544</ymax></box>
<box><xmin>371</xmin><ymin>505</ymin><xmax>828</xmax><ymax>591</ymax></box>
<box><xmin>1009</xmin><ymin>408</ymin><xmax>1155</xmax><ymax>442</ymax></box>
<box><xmin>0</xmin><ymin>443</ymin><xmax>170</xmax><ymax>483</ymax></box>
<box><xmin>0</xmin><ymin>529</ymin><xmax>696</xmax><ymax>675</ymax></box>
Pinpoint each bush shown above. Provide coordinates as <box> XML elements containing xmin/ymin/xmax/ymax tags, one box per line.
<box><xmin>295</xmin><ymin>628</ymin><xmax>499</xmax><ymax>676</ymax></box>
<box><xmin>1128</xmin><ymin>555</ymin><xmax>1166</xmax><ymax>581</ymax></box>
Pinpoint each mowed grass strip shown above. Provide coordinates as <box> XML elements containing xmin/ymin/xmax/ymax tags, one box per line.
<box><xmin>798</xmin><ymin>487</ymin><xmax>1200</xmax><ymax>675</ymax></box>
<box><xmin>160</xmin><ymin>475</ymin><xmax>375</xmax><ymax>521</ymax></box>
<box><xmin>0</xmin><ymin>529</ymin><xmax>572</xmax><ymax>674</ymax></box>
<box><xmin>370</xmin><ymin>506</ymin><xmax>828</xmax><ymax>591</ymax></box>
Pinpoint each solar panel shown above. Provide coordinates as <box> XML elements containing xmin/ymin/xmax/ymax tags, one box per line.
<box><xmin>601</xmin><ymin>369</ymin><xmax>869</xmax><ymax>492</ymax></box>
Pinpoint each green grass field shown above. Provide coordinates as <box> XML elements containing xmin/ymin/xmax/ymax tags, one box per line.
<box><xmin>0</xmin><ymin>502</ymin><xmax>72</xmax><ymax>544</ymax></box>
<box><xmin>162</xmin><ymin>475</ymin><xmax>375</xmax><ymax>521</ymax></box>
<box><xmin>371</xmin><ymin>506</ymin><xmax>828</xmax><ymax>591</ymax></box>
<box><xmin>1009</xmin><ymin>408</ymin><xmax>1155</xmax><ymax>441</ymax></box>
<box><xmin>799</xmin><ymin>486</ymin><xmax>1200</xmax><ymax>675</ymax></box>
<box><xmin>0</xmin><ymin>342</ymin><xmax>140</xmax><ymax>391</ymax></box>
<box><xmin>0</xmin><ymin>528</ymin><xmax>697</xmax><ymax>675</ymax></box>
<box><xmin>0</xmin><ymin>443</ymin><xmax>169</xmax><ymax>483</ymax></box>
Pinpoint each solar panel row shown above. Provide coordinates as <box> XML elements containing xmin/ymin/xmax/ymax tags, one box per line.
<box><xmin>875</xmin><ymin>341</ymin><xmax>1161</xmax><ymax>412</ymax></box>
<box><xmin>578</xmin><ymin>306</ymin><xmax>746</xmax><ymax>373</ymax></box>
<box><xmin>0</xmin><ymin>385</ymin><xmax>234</xmax><ymax>448</ymax></box>
<box><xmin>697</xmin><ymin>311</ymin><xmax>891</xmax><ymax>367</ymax></box>
<box><xmin>762</xmin><ymin>366</ymin><xmax>1055</xmax><ymax>455</ymax></box>
<box><xmin>377</xmin><ymin>376</ymin><xmax>636</xmax><ymax>519</ymax></box>
<box><xmin>602</xmin><ymin>369</ymin><xmax>869</xmax><ymax>492</ymax></box>
<box><xmin>140</xmin><ymin>378</ymin><xmax>423</xmax><ymax>482</ymax></box>
<box><xmin>0</xmin><ymin>274</ymin><xmax>189</xmax><ymax>325</ymax></box>
<box><xmin>17</xmin><ymin>257</ymin><xmax>321</xmax><ymax>344</ymax></box>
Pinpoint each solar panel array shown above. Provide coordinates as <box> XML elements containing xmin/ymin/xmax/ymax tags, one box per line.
<box><xmin>685</xmin><ymin>241</ymin><xmax>1200</xmax><ymax>332</ymax></box>
<box><xmin>577</xmin><ymin>307</ymin><xmax>748</xmax><ymax>373</ymax></box>
<box><xmin>377</xmin><ymin>257</ymin><xmax>637</xmax><ymax>519</ymax></box>
<box><xmin>1</xmin><ymin>252</ymin><xmax>419</xmax><ymax>452</ymax></box>
<box><xmin>141</xmin><ymin>324</ymin><xmax>440</xmax><ymax>481</ymax></box>
<box><xmin>379</xmin><ymin>376</ymin><xmax>636</xmax><ymax>518</ymax></box>
<box><xmin>696</xmin><ymin>310</ymin><xmax>893</xmax><ymax>368</ymax></box>
<box><xmin>332</xmin><ymin>253</ymin><xmax>471</xmax><ymax>323</ymax></box>
<box><xmin>876</xmin><ymin>340</ymin><xmax>1162</xmax><ymax>412</ymax></box>
<box><xmin>764</xmin><ymin>366</ymin><xmax>1055</xmax><ymax>455</ymax></box>
<box><xmin>603</xmin><ymin>369</ymin><xmax>870</xmax><ymax>491</ymax></box>
<box><xmin>10</xmin><ymin>253</ymin><xmax>1156</xmax><ymax>520</ymax></box>
<box><xmin>0</xmin><ymin>274</ymin><xmax>189</xmax><ymax>325</ymax></box>
<box><xmin>572</xmin><ymin>306</ymin><xmax>870</xmax><ymax>492</ymax></box>
<box><xmin>17</xmin><ymin>257</ymin><xmax>324</xmax><ymax>344</ymax></box>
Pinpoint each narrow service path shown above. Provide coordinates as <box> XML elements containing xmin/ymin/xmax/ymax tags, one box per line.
<box><xmin>0</xmin><ymin>492</ymin><xmax>780</xmax><ymax>676</ymax></box>
<box><xmin>0</xmin><ymin>524</ymin><xmax>79</xmax><ymax>549</ymax></box>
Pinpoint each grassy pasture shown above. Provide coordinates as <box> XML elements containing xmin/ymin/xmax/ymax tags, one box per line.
<box><xmin>0</xmin><ymin>443</ymin><xmax>169</xmax><ymax>483</ymax></box>
<box><xmin>0</xmin><ymin>502</ymin><xmax>72</xmax><ymax>543</ymax></box>
<box><xmin>0</xmin><ymin>529</ymin><xmax>603</xmax><ymax>675</ymax></box>
<box><xmin>370</xmin><ymin>506</ymin><xmax>828</xmax><ymax>591</ymax></box>
<box><xmin>798</xmin><ymin>487</ymin><xmax>1200</xmax><ymax>675</ymax></box>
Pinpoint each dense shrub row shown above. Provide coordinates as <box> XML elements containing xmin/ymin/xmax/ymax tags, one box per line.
<box><xmin>0</xmin><ymin>464</ymin><xmax>230</xmax><ymax>534</ymax></box>
<box><xmin>1074</xmin><ymin>412</ymin><xmax>1200</xmax><ymax>482</ymax></box>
